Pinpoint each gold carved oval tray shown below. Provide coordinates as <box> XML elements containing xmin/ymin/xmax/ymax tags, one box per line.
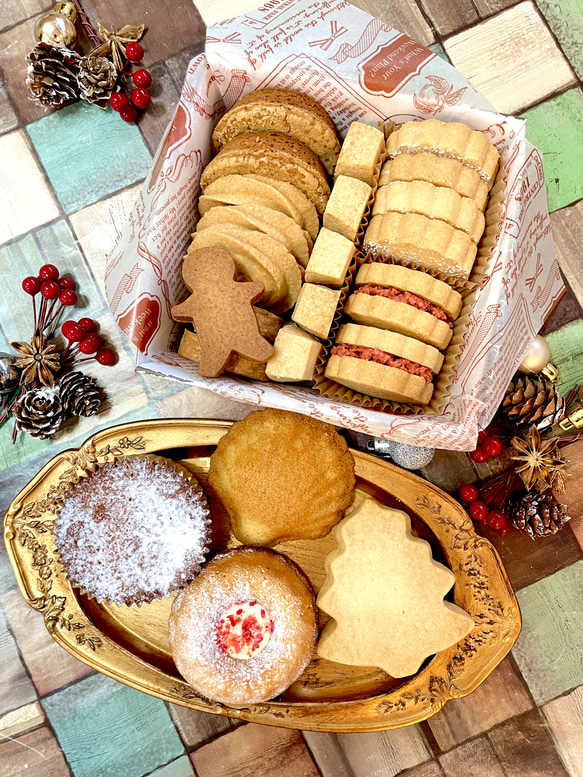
<box><xmin>4</xmin><ymin>418</ymin><xmax>521</xmax><ymax>732</ymax></box>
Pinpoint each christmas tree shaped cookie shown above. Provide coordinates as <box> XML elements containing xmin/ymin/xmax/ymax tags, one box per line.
<box><xmin>316</xmin><ymin>497</ymin><xmax>474</xmax><ymax>677</ymax></box>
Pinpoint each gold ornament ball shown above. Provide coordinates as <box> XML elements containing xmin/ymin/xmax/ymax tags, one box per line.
<box><xmin>34</xmin><ymin>2</ymin><xmax>77</xmax><ymax>48</ymax></box>
<box><xmin>518</xmin><ymin>335</ymin><xmax>551</xmax><ymax>375</ymax></box>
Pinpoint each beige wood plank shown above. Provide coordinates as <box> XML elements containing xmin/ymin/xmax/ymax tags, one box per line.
<box><xmin>69</xmin><ymin>185</ymin><xmax>142</xmax><ymax>298</ymax></box>
<box><xmin>550</xmin><ymin>202</ymin><xmax>583</xmax><ymax>309</ymax></box>
<box><xmin>444</xmin><ymin>2</ymin><xmax>576</xmax><ymax>113</ymax></box>
<box><xmin>194</xmin><ymin>0</ymin><xmax>258</xmax><ymax>25</ymax></box>
<box><xmin>0</xmin><ymin>703</ymin><xmax>44</xmax><ymax>742</ymax></box>
<box><xmin>543</xmin><ymin>684</ymin><xmax>583</xmax><ymax>777</ymax></box>
<box><xmin>0</xmin><ymin>131</ymin><xmax>60</xmax><ymax>244</ymax></box>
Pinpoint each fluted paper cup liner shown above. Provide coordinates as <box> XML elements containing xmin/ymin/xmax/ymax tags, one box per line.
<box><xmin>52</xmin><ymin>454</ymin><xmax>212</xmax><ymax>607</ymax></box>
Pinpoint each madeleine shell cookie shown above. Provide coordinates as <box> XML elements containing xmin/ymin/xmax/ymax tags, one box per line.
<box><xmin>208</xmin><ymin>408</ymin><xmax>355</xmax><ymax>546</ymax></box>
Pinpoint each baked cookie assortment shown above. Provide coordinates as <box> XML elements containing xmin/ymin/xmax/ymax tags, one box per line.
<box><xmin>174</xmin><ymin>86</ymin><xmax>502</xmax><ymax>407</ymax></box>
<box><xmin>210</xmin><ymin>87</ymin><xmax>341</xmax><ymax>175</ymax></box>
<box><xmin>168</xmin><ymin>548</ymin><xmax>318</xmax><ymax>707</ymax></box>
<box><xmin>364</xmin><ymin>119</ymin><xmax>499</xmax><ymax>282</ymax></box>
<box><xmin>53</xmin><ymin>456</ymin><xmax>211</xmax><ymax>606</ymax></box>
<box><xmin>316</xmin><ymin>496</ymin><xmax>474</xmax><ymax>677</ymax></box>
<box><xmin>207</xmin><ymin>408</ymin><xmax>356</xmax><ymax>546</ymax></box>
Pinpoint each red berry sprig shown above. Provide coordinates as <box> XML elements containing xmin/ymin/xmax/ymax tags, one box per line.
<box><xmin>23</xmin><ymin>265</ymin><xmax>79</xmax><ymax>336</ymax></box>
<box><xmin>108</xmin><ymin>40</ymin><xmax>152</xmax><ymax>124</ymax></box>
<box><xmin>470</xmin><ymin>430</ymin><xmax>504</xmax><ymax>464</ymax></box>
<box><xmin>61</xmin><ymin>319</ymin><xmax>117</xmax><ymax>370</ymax></box>
<box><xmin>458</xmin><ymin>477</ymin><xmax>514</xmax><ymax>537</ymax></box>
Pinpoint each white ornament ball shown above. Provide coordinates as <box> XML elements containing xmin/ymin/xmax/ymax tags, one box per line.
<box><xmin>386</xmin><ymin>441</ymin><xmax>435</xmax><ymax>470</ymax></box>
<box><xmin>518</xmin><ymin>335</ymin><xmax>551</xmax><ymax>375</ymax></box>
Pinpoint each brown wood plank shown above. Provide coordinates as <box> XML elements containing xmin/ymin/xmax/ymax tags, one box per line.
<box><xmin>418</xmin><ymin>0</ymin><xmax>518</xmax><ymax>37</ymax></box>
<box><xmin>550</xmin><ymin>202</ymin><xmax>583</xmax><ymax>310</ymax></box>
<box><xmin>167</xmin><ymin>703</ymin><xmax>241</xmax><ymax>749</ymax></box>
<box><xmin>84</xmin><ymin>0</ymin><xmax>206</xmax><ymax>65</ymax></box>
<box><xmin>0</xmin><ymin>727</ymin><xmax>71</xmax><ymax>777</ymax></box>
<box><xmin>476</xmin><ymin>518</ymin><xmax>583</xmax><ymax>590</ymax></box>
<box><xmin>398</xmin><ymin>762</ymin><xmax>446</xmax><ymax>777</ymax></box>
<box><xmin>190</xmin><ymin>723</ymin><xmax>321</xmax><ymax>777</ymax></box>
<box><xmin>562</xmin><ymin>440</ymin><xmax>583</xmax><ymax>551</ymax></box>
<box><xmin>347</xmin><ymin>0</ymin><xmax>435</xmax><ymax>46</ymax></box>
<box><xmin>301</xmin><ymin>732</ymin><xmax>354</xmax><ymax>777</ymax></box>
<box><xmin>426</xmin><ymin>657</ymin><xmax>533</xmax><ymax>751</ymax></box>
<box><xmin>487</xmin><ymin>709</ymin><xmax>570</xmax><ymax>777</ymax></box>
<box><xmin>439</xmin><ymin>736</ymin><xmax>506</xmax><ymax>777</ymax></box>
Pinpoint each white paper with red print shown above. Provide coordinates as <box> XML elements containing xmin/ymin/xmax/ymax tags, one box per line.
<box><xmin>104</xmin><ymin>0</ymin><xmax>564</xmax><ymax>450</ymax></box>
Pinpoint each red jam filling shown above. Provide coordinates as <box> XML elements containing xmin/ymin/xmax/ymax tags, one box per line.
<box><xmin>216</xmin><ymin>600</ymin><xmax>275</xmax><ymax>659</ymax></box>
<box><xmin>355</xmin><ymin>284</ymin><xmax>452</xmax><ymax>326</ymax></box>
<box><xmin>331</xmin><ymin>343</ymin><xmax>434</xmax><ymax>383</ymax></box>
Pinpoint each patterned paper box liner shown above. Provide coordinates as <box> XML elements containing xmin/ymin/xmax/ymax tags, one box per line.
<box><xmin>105</xmin><ymin>0</ymin><xmax>564</xmax><ymax>448</ymax></box>
<box><xmin>313</xmin><ymin>142</ymin><xmax>507</xmax><ymax>415</ymax></box>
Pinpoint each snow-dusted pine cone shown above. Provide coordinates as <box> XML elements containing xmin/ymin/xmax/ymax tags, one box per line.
<box><xmin>13</xmin><ymin>387</ymin><xmax>64</xmax><ymax>439</ymax></box>
<box><xmin>26</xmin><ymin>43</ymin><xmax>81</xmax><ymax>108</ymax></box>
<box><xmin>58</xmin><ymin>371</ymin><xmax>102</xmax><ymax>417</ymax></box>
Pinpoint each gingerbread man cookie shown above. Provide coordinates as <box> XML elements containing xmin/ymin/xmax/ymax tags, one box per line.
<box><xmin>172</xmin><ymin>247</ymin><xmax>274</xmax><ymax>378</ymax></box>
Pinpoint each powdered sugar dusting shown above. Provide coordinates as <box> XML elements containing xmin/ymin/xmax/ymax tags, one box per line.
<box><xmin>169</xmin><ymin>549</ymin><xmax>317</xmax><ymax>707</ymax></box>
<box><xmin>54</xmin><ymin>457</ymin><xmax>211</xmax><ymax>606</ymax></box>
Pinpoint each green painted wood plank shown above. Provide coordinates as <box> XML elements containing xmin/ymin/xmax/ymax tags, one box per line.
<box><xmin>521</xmin><ymin>88</ymin><xmax>583</xmax><ymax>212</ymax></box>
<box><xmin>26</xmin><ymin>102</ymin><xmax>151</xmax><ymax>214</ymax></box>
<box><xmin>42</xmin><ymin>673</ymin><xmax>185</xmax><ymax>777</ymax></box>
<box><xmin>511</xmin><ymin>561</ymin><xmax>583</xmax><ymax>704</ymax></box>
<box><xmin>537</xmin><ymin>0</ymin><xmax>583</xmax><ymax>80</ymax></box>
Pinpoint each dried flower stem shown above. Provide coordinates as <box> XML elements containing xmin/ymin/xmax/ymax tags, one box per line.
<box><xmin>70</xmin><ymin>0</ymin><xmax>102</xmax><ymax>48</ymax></box>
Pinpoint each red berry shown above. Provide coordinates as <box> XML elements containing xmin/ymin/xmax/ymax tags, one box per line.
<box><xmin>22</xmin><ymin>276</ymin><xmax>40</xmax><ymax>295</ymax></box>
<box><xmin>470</xmin><ymin>446</ymin><xmax>489</xmax><ymax>463</ymax></box>
<box><xmin>59</xmin><ymin>277</ymin><xmax>75</xmax><ymax>290</ymax></box>
<box><xmin>130</xmin><ymin>88</ymin><xmax>151</xmax><ymax>110</ymax></box>
<box><xmin>96</xmin><ymin>347</ymin><xmax>116</xmax><ymax>366</ymax></box>
<box><xmin>469</xmin><ymin>500</ymin><xmax>488</xmax><ymax>522</ymax></box>
<box><xmin>59</xmin><ymin>289</ymin><xmax>78</xmax><ymax>306</ymax></box>
<box><xmin>61</xmin><ymin>320</ymin><xmax>85</xmax><ymax>342</ymax></box>
<box><xmin>486</xmin><ymin>510</ymin><xmax>506</xmax><ymax>530</ymax></box>
<box><xmin>483</xmin><ymin>436</ymin><xmax>503</xmax><ymax>458</ymax></box>
<box><xmin>125</xmin><ymin>41</ymin><xmax>144</xmax><ymax>62</ymax></box>
<box><xmin>496</xmin><ymin>521</ymin><xmax>513</xmax><ymax>536</ymax></box>
<box><xmin>79</xmin><ymin>334</ymin><xmax>101</xmax><ymax>354</ymax></box>
<box><xmin>40</xmin><ymin>280</ymin><xmax>60</xmax><ymax>299</ymax></box>
<box><xmin>78</xmin><ymin>317</ymin><xmax>96</xmax><ymax>332</ymax></box>
<box><xmin>120</xmin><ymin>106</ymin><xmax>138</xmax><ymax>123</ymax></box>
<box><xmin>459</xmin><ymin>484</ymin><xmax>479</xmax><ymax>503</ymax></box>
<box><xmin>132</xmin><ymin>68</ymin><xmax>152</xmax><ymax>88</ymax></box>
<box><xmin>38</xmin><ymin>264</ymin><xmax>59</xmax><ymax>281</ymax></box>
<box><xmin>477</xmin><ymin>429</ymin><xmax>489</xmax><ymax>444</ymax></box>
<box><xmin>109</xmin><ymin>92</ymin><xmax>129</xmax><ymax>112</ymax></box>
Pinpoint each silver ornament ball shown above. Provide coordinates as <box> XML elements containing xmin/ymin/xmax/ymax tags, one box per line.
<box><xmin>385</xmin><ymin>440</ymin><xmax>435</xmax><ymax>470</ymax></box>
<box><xmin>0</xmin><ymin>354</ymin><xmax>20</xmax><ymax>393</ymax></box>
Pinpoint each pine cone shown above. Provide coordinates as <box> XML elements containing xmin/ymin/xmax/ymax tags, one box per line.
<box><xmin>59</xmin><ymin>371</ymin><xmax>102</xmax><ymax>417</ymax></box>
<box><xmin>26</xmin><ymin>43</ymin><xmax>81</xmax><ymax>108</ymax></box>
<box><xmin>502</xmin><ymin>376</ymin><xmax>565</xmax><ymax>431</ymax></box>
<box><xmin>14</xmin><ymin>387</ymin><xmax>64</xmax><ymax>439</ymax></box>
<box><xmin>508</xmin><ymin>490</ymin><xmax>571</xmax><ymax>539</ymax></box>
<box><xmin>77</xmin><ymin>55</ymin><xmax>117</xmax><ymax>104</ymax></box>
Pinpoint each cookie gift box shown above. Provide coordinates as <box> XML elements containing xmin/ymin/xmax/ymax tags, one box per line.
<box><xmin>105</xmin><ymin>0</ymin><xmax>563</xmax><ymax>450</ymax></box>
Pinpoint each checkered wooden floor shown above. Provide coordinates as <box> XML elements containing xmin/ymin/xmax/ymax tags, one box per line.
<box><xmin>1</xmin><ymin>1</ymin><xmax>583</xmax><ymax>775</ymax></box>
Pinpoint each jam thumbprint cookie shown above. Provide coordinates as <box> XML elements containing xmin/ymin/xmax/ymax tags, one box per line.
<box><xmin>168</xmin><ymin>548</ymin><xmax>318</xmax><ymax>707</ymax></box>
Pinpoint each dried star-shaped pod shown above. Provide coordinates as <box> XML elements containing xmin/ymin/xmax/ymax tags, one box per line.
<box><xmin>510</xmin><ymin>425</ymin><xmax>567</xmax><ymax>494</ymax></box>
<box><xmin>11</xmin><ymin>331</ymin><xmax>60</xmax><ymax>386</ymax></box>
<box><xmin>316</xmin><ymin>497</ymin><xmax>474</xmax><ymax>678</ymax></box>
